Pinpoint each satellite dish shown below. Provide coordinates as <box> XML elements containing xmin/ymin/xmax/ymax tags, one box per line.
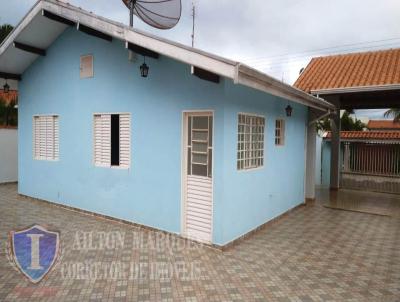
<box><xmin>122</xmin><ymin>0</ymin><xmax>182</xmax><ymax>30</ymax></box>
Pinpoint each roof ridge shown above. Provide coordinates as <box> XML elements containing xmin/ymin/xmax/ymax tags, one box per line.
<box><xmin>312</xmin><ymin>47</ymin><xmax>400</xmax><ymax>60</ymax></box>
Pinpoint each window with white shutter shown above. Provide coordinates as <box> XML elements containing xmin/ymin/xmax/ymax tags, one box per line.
<box><xmin>80</xmin><ymin>54</ymin><xmax>93</xmax><ymax>78</ymax></box>
<box><xmin>33</xmin><ymin>115</ymin><xmax>59</xmax><ymax>161</ymax></box>
<box><xmin>93</xmin><ymin>113</ymin><xmax>130</xmax><ymax>168</ymax></box>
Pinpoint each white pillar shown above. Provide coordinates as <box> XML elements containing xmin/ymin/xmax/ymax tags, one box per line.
<box><xmin>305</xmin><ymin>109</ymin><xmax>317</xmax><ymax>202</ymax></box>
<box><xmin>330</xmin><ymin>109</ymin><xmax>341</xmax><ymax>190</ymax></box>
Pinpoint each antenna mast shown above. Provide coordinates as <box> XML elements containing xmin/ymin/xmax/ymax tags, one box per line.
<box><xmin>191</xmin><ymin>2</ymin><xmax>196</xmax><ymax>47</ymax></box>
<box><xmin>129</xmin><ymin>0</ymin><xmax>136</xmax><ymax>27</ymax></box>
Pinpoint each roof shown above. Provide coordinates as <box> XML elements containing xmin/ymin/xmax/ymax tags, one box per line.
<box><xmin>0</xmin><ymin>0</ymin><xmax>334</xmax><ymax>112</ymax></box>
<box><xmin>294</xmin><ymin>48</ymin><xmax>400</xmax><ymax>94</ymax></box>
<box><xmin>0</xmin><ymin>90</ymin><xmax>18</xmax><ymax>105</ymax></box>
<box><xmin>367</xmin><ymin>120</ymin><xmax>400</xmax><ymax>130</ymax></box>
<box><xmin>0</xmin><ymin>125</ymin><xmax>17</xmax><ymax>130</ymax></box>
<box><xmin>324</xmin><ymin>131</ymin><xmax>400</xmax><ymax>141</ymax></box>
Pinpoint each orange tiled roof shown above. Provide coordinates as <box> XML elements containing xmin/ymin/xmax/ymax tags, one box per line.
<box><xmin>324</xmin><ymin>131</ymin><xmax>400</xmax><ymax>140</ymax></box>
<box><xmin>294</xmin><ymin>48</ymin><xmax>400</xmax><ymax>93</ymax></box>
<box><xmin>367</xmin><ymin>120</ymin><xmax>400</xmax><ymax>130</ymax></box>
<box><xmin>0</xmin><ymin>90</ymin><xmax>18</xmax><ymax>105</ymax></box>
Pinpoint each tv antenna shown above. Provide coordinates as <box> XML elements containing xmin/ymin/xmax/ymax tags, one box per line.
<box><xmin>122</xmin><ymin>0</ymin><xmax>182</xmax><ymax>30</ymax></box>
<box><xmin>191</xmin><ymin>2</ymin><xmax>196</xmax><ymax>47</ymax></box>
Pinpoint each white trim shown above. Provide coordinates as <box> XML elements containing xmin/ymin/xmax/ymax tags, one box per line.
<box><xmin>237</xmin><ymin>113</ymin><xmax>265</xmax><ymax>171</ymax></box>
<box><xmin>92</xmin><ymin>112</ymin><xmax>131</xmax><ymax>169</ymax></box>
<box><xmin>181</xmin><ymin>110</ymin><xmax>214</xmax><ymax>244</ymax></box>
<box><xmin>0</xmin><ymin>0</ymin><xmax>334</xmax><ymax>112</ymax></box>
<box><xmin>33</xmin><ymin>114</ymin><xmax>59</xmax><ymax>161</ymax></box>
<box><xmin>311</xmin><ymin>84</ymin><xmax>400</xmax><ymax>95</ymax></box>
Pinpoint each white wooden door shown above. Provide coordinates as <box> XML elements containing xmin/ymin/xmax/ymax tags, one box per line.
<box><xmin>183</xmin><ymin>113</ymin><xmax>213</xmax><ymax>243</ymax></box>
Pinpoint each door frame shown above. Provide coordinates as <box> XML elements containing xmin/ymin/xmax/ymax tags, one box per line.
<box><xmin>181</xmin><ymin>110</ymin><xmax>215</xmax><ymax>242</ymax></box>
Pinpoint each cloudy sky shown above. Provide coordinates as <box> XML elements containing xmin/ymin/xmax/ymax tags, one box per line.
<box><xmin>1</xmin><ymin>0</ymin><xmax>399</xmax><ymax>118</ymax></box>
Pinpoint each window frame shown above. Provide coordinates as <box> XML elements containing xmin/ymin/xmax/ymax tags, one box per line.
<box><xmin>33</xmin><ymin>114</ymin><xmax>59</xmax><ymax>162</ymax></box>
<box><xmin>237</xmin><ymin>113</ymin><xmax>265</xmax><ymax>171</ymax></box>
<box><xmin>93</xmin><ymin>112</ymin><xmax>131</xmax><ymax>170</ymax></box>
<box><xmin>275</xmin><ymin>118</ymin><xmax>286</xmax><ymax>146</ymax></box>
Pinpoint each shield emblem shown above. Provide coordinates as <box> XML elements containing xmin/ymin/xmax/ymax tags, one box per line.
<box><xmin>10</xmin><ymin>225</ymin><xmax>60</xmax><ymax>283</ymax></box>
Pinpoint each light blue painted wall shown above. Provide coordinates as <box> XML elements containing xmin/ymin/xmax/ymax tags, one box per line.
<box><xmin>321</xmin><ymin>141</ymin><xmax>331</xmax><ymax>187</ymax></box>
<box><xmin>18</xmin><ymin>28</ymin><xmax>308</xmax><ymax>245</ymax></box>
<box><xmin>219</xmin><ymin>82</ymin><xmax>307</xmax><ymax>244</ymax></box>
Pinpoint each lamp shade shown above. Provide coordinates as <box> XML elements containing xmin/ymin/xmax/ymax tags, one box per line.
<box><xmin>140</xmin><ymin>63</ymin><xmax>149</xmax><ymax>78</ymax></box>
<box><xmin>285</xmin><ymin>105</ymin><xmax>293</xmax><ymax>117</ymax></box>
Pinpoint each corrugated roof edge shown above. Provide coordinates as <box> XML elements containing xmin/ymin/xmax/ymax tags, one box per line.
<box><xmin>0</xmin><ymin>0</ymin><xmax>334</xmax><ymax>111</ymax></box>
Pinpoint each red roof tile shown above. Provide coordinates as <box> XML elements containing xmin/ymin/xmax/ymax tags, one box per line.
<box><xmin>324</xmin><ymin>131</ymin><xmax>400</xmax><ymax>140</ymax></box>
<box><xmin>367</xmin><ymin>120</ymin><xmax>400</xmax><ymax>130</ymax></box>
<box><xmin>294</xmin><ymin>48</ymin><xmax>400</xmax><ymax>93</ymax></box>
<box><xmin>0</xmin><ymin>90</ymin><xmax>18</xmax><ymax>105</ymax></box>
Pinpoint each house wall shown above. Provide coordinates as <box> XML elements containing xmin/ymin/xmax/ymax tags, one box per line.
<box><xmin>0</xmin><ymin>128</ymin><xmax>18</xmax><ymax>183</ymax></box>
<box><xmin>19</xmin><ymin>28</ymin><xmax>308</xmax><ymax>245</ymax></box>
<box><xmin>219</xmin><ymin>82</ymin><xmax>307</xmax><ymax>244</ymax></box>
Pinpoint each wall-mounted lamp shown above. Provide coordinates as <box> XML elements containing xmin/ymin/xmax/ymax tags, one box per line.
<box><xmin>140</xmin><ymin>56</ymin><xmax>149</xmax><ymax>78</ymax></box>
<box><xmin>285</xmin><ymin>104</ymin><xmax>293</xmax><ymax>117</ymax></box>
<box><xmin>3</xmin><ymin>80</ymin><xmax>10</xmax><ymax>93</ymax></box>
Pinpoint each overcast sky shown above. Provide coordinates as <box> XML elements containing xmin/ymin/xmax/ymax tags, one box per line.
<box><xmin>1</xmin><ymin>0</ymin><xmax>399</xmax><ymax>119</ymax></box>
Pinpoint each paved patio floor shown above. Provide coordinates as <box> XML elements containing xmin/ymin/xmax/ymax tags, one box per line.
<box><xmin>0</xmin><ymin>183</ymin><xmax>399</xmax><ymax>301</ymax></box>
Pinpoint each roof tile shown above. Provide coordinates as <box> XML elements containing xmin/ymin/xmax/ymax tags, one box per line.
<box><xmin>324</xmin><ymin>130</ymin><xmax>400</xmax><ymax>140</ymax></box>
<box><xmin>295</xmin><ymin>48</ymin><xmax>400</xmax><ymax>92</ymax></box>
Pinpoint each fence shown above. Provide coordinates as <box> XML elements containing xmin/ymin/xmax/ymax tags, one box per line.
<box><xmin>341</xmin><ymin>142</ymin><xmax>400</xmax><ymax>194</ymax></box>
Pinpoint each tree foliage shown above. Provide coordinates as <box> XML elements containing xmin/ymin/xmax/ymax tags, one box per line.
<box><xmin>384</xmin><ymin>108</ymin><xmax>400</xmax><ymax>122</ymax></box>
<box><xmin>0</xmin><ymin>97</ymin><xmax>18</xmax><ymax>126</ymax></box>
<box><xmin>0</xmin><ymin>24</ymin><xmax>13</xmax><ymax>44</ymax></box>
<box><xmin>317</xmin><ymin>110</ymin><xmax>366</xmax><ymax>132</ymax></box>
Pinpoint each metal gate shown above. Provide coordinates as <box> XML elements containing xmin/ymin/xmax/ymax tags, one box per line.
<box><xmin>341</xmin><ymin>142</ymin><xmax>400</xmax><ymax>194</ymax></box>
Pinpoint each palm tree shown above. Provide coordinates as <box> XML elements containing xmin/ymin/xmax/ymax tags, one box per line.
<box><xmin>0</xmin><ymin>24</ymin><xmax>13</xmax><ymax>44</ymax></box>
<box><xmin>384</xmin><ymin>109</ymin><xmax>400</xmax><ymax>122</ymax></box>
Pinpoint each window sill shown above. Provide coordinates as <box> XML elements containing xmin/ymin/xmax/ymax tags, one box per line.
<box><xmin>33</xmin><ymin>158</ymin><xmax>59</xmax><ymax>162</ymax></box>
<box><xmin>237</xmin><ymin>166</ymin><xmax>264</xmax><ymax>173</ymax></box>
<box><xmin>94</xmin><ymin>165</ymin><xmax>130</xmax><ymax>170</ymax></box>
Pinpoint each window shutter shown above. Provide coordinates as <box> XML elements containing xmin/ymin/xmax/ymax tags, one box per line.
<box><xmin>33</xmin><ymin>115</ymin><xmax>59</xmax><ymax>160</ymax></box>
<box><xmin>94</xmin><ymin>114</ymin><xmax>111</xmax><ymax>166</ymax></box>
<box><xmin>54</xmin><ymin>116</ymin><xmax>59</xmax><ymax>159</ymax></box>
<box><xmin>33</xmin><ymin>117</ymin><xmax>41</xmax><ymax>159</ymax></box>
<box><xmin>80</xmin><ymin>55</ymin><xmax>93</xmax><ymax>78</ymax></box>
<box><xmin>119</xmin><ymin>114</ymin><xmax>131</xmax><ymax>168</ymax></box>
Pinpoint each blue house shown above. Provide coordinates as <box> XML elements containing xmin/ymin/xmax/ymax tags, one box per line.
<box><xmin>0</xmin><ymin>0</ymin><xmax>333</xmax><ymax>246</ymax></box>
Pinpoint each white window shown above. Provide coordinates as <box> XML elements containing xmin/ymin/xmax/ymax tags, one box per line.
<box><xmin>80</xmin><ymin>54</ymin><xmax>93</xmax><ymax>78</ymax></box>
<box><xmin>237</xmin><ymin>113</ymin><xmax>265</xmax><ymax>170</ymax></box>
<box><xmin>94</xmin><ymin>113</ymin><xmax>130</xmax><ymax>168</ymax></box>
<box><xmin>33</xmin><ymin>115</ymin><xmax>59</xmax><ymax>161</ymax></box>
<box><xmin>275</xmin><ymin>119</ymin><xmax>285</xmax><ymax>146</ymax></box>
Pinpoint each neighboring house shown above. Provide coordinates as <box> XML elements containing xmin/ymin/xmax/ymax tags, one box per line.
<box><xmin>0</xmin><ymin>89</ymin><xmax>18</xmax><ymax>104</ymax></box>
<box><xmin>0</xmin><ymin>0</ymin><xmax>333</xmax><ymax>246</ymax></box>
<box><xmin>368</xmin><ymin>120</ymin><xmax>400</xmax><ymax>131</ymax></box>
<box><xmin>321</xmin><ymin>131</ymin><xmax>400</xmax><ymax>194</ymax></box>
<box><xmin>294</xmin><ymin>48</ymin><xmax>400</xmax><ymax>190</ymax></box>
